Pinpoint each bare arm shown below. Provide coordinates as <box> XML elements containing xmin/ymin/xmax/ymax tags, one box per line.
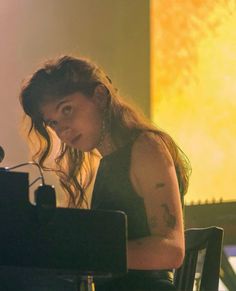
<box><xmin>128</xmin><ymin>132</ymin><xmax>185</xmax><ymax>270</ymax></box>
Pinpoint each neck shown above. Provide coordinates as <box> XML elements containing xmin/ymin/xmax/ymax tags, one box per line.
<box><xmin>96</xmin><ymin>133</ymin><xmax>116</xmax><ymax>157</ymax></box>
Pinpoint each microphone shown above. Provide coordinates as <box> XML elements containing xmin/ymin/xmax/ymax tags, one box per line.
<box><xmin>0</xmin><ymin>146</ymin><xmax>5</xmax><ymax>163</ymax></box>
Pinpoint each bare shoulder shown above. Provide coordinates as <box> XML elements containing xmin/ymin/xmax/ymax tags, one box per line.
<box><xmin>131</xmin><ymin>131</ymin><xmax>174</xmax><ymax>169</ymax></box>
<box><xmin>130</xmin><ymin>131</ymin><xmax>178</xmax><ymax>198</ymax></box>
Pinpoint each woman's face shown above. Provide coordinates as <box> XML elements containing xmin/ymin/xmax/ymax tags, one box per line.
<box><xmin>40</xmin><ymin>90</ymin><xmax>104</xmax><ymax>152</ymax></box>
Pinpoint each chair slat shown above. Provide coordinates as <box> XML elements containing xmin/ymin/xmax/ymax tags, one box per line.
<box><xmin>174</xmin><ymin>226</ymin><xmax>224</xmax><ymax>291</ymax></box>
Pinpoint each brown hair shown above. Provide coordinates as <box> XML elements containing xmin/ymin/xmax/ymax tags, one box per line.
<box><xmin>19</xmin><ymin>55</ymin><xmax>191</xmax><ymax>207</ymax></box>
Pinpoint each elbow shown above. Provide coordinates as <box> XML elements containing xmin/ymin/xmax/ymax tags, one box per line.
<box><xmin>150</xmin><ymin>240</ymin><xmax>185</xmax><ymax>269</ymax></box>
<box><xmin>171</xmin><ymin>244</ymin><xmax>185</xmax><ymax>269</ymax></box>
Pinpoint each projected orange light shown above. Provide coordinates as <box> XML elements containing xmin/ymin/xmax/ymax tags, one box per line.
<box><xmin>151</xmin><ymin>0</ymin><xmax>236</xmax><ymax>203</ymax></box>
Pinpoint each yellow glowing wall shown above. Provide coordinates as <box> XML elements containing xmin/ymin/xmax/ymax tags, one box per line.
<box><xmin>151</xmin><ymin>0</ymin><xmax>236</xmax><ymax>203</ymax></box>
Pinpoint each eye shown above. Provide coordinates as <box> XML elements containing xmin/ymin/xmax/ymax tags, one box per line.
<box><xmin>62</xmin><ymin>105</ymin><xmax>73</xmax><ymax>117</ymax></box>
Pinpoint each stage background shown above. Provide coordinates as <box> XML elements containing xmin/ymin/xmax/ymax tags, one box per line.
<box><xmin>0</xmin><ymin>0</ymin><xmax>150</xmax><ymax>205</ymax></box>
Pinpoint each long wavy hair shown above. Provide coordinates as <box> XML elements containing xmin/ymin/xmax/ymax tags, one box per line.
<box><xmin>19</xmin><ymin>55</ymin><xmax>191</xmax><ymax>208</ymax></box>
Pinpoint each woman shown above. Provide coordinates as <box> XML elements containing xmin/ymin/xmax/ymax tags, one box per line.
<box><xmin>19</xmin><ymin>55</ymin><xmax>191</xmax><ymax>290</ymax></box>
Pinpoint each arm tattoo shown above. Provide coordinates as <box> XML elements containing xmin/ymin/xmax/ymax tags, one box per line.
<box><xmin>161</xmin><ymin>204</ymin><xmax>176</xmax><ymax>229</ymax></box>
<box><xmin>155</xmin><ymin>182</ymin><xmax>165</xmax><ymax>189</ymax></box>
<box><xmin>149</xmin><ymin>215</ymin><xmax>158</xmax><ymax>229</ymax></box>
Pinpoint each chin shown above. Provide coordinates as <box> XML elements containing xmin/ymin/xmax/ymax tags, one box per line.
<box><xmin>69</xmin><ymin>137</ymin><xmax>98</xmax><ymax>152</ymax></box>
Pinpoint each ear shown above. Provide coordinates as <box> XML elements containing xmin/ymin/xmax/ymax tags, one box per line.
<box><xmin>93</xmin><ymin>84</ymin><xmax>109</xmax><ymax>109</ymax></box>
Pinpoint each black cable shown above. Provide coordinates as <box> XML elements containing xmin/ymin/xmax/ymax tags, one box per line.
<box><xmin>5</xmin><ymin>162</ymin><xmax>45</xmax><ymax>185</ymax></box>
<box><xmin>29</xmin><ymin>177</ymin><xmax>43</xmax><ymax>187</ymax></box>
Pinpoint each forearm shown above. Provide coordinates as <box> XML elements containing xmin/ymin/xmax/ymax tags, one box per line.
<box><xmin>128</xmin><ymin>235</ymin><xmax>184</xmax><ymax>270</ymax></box>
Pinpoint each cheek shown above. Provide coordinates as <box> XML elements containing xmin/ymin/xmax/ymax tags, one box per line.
<box><xmin>73</xmin><ymin>108</ymin><xmax>103</xmax><ymax>133</ymax></box>
<box><xmin>88</xmin><ymin>111</ymin><xmax>104</xmax><ymax>141</ymax></box>
<box><xmin>90</xmin><ymin>112</ymin><xmax>103</xmax><ymax>133</ymax></box>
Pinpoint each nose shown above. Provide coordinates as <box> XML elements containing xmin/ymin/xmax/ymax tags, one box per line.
<box><xmin>55</xmin><ymin>123</ymin><xmax>72</xmax><ymax>141</ymax></box>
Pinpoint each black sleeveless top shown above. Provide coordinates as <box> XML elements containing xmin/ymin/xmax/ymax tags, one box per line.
<box><xmin>91</xmin><ymin>140</ymin><xmax>150</xmax><ymax>240</ymax></box>
<box><xmin>91</xmin><ymin>134</ymin><xmax>184</xmax><ymax>238</ymax></box>
<box><xmin>91</xmin><ymin>139</ymin><xmax>175</xmax><ymax>290</ymax></box>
